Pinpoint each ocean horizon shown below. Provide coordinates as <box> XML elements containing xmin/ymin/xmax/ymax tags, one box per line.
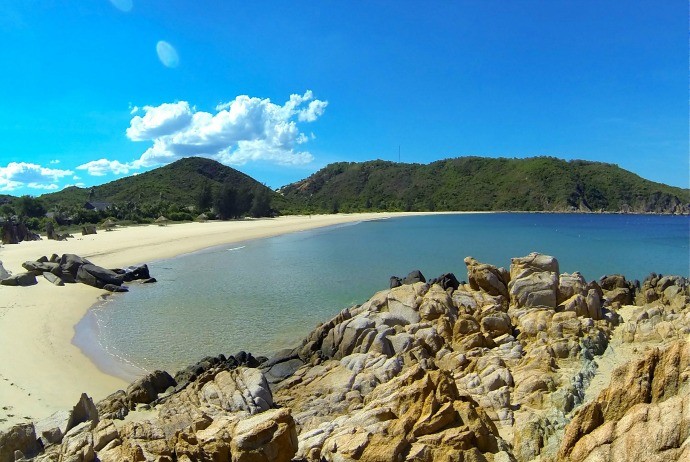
<box><xmin>74</xmin><ymin>212</ymin><xmax>690</xmax><ymax>380</ymax></box>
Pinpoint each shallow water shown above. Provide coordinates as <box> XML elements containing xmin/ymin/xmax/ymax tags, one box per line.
<box><xmin>74</xmin><ymin>213</ymin><xmax>690</xmax><ymax>378</ymax></box>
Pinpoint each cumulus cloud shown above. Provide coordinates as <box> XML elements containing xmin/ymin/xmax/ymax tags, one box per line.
<box><xmin>49</xmin><ymin>159</ymin><xmax>60</xmax><ymax>164</ymax></box>
<box><xmin>126</xmin><ymin>101</ymin><xmax>193</xmax><ymax>141</ymax></box>
<box><xmin>126</xmin><ymin>90</ymin><xmax>327</xmax><ymax>168</ymax></box>
<box><xmin>0</xmin><ymin>162</ymin><xmax>73</xmax><ymax>192</ymax></box>
<box><xmin>76</xmin><ymin>159</ymin><xmax>135</xmax><ymax>176</ymax></box>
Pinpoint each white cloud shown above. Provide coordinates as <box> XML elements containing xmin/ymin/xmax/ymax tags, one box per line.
<box><xmin>127</xmin><ymin>90</ymin><xmax>327</xmax><ymax>168</ymax></box>
<box><xmin>49</xmin><ymin>159</ymin><xmax>60</xmax><ymax>164</ymax></box>
<box><xmin>76</xmin><ymin>158</ymin><xmax>134</xmax><ymax>177</ymax></box>
<box><xmin>27</xmin><ymin>182</ymin><xmax>58</xmax><ymax>190</ymax></box>
<box><xmin>126</xmin><ymin>101</ymin><xmax>193</xmax><ymax>141</ymax></box>
<box><xmin>0</xmin><ymin>162</ymin><xmax>73</xmax><ymax>192</ymax></box>
<box><xmin>72</xmin><ymin>175</ymin><xmax>81</xmax><ymax>180</ymax></box>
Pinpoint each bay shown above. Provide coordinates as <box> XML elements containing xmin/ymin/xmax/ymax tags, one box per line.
<box><xmin>75</xmin><ymin>213</ymin><xmax>690</xmax><ymax>378</ymax></box>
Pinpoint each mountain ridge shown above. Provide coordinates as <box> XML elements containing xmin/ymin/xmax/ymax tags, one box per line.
<box><xmin>3</xmin><ymin>156</ymin><xmax>688</xmax><ymax>217</ymax></box>
<box><xmin>279</xmin><ymin>156</ymin><xmax>690</xmax><ymax>214</ymax></box>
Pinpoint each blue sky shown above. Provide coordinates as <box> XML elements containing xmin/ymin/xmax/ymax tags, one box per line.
<box><xmin>0</xmin><ymin>1</ymin><xmax>687</xmax><ymax>195</ymax></box>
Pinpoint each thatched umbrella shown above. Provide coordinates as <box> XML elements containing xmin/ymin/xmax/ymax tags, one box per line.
<box><xmin>155</xmin><ymin>215</ymin><xmax>169</xmax><ymax>226</ymax></box>
<box><xmin>196</xmin><ymin>213</ymin><xmax>208</xmax><ymax>222</ymax></box>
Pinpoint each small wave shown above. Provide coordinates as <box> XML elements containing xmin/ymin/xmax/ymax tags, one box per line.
<box><xmin>227</xmin><ymin>246</ymin><xmax>246</xmax><ymax>252</ymax></box>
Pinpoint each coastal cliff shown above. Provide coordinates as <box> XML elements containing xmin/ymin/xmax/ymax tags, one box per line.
<box><xmin>1</xmin><ymin>252</ymin><xmax>688</xmax><ymax>461</ymax></box>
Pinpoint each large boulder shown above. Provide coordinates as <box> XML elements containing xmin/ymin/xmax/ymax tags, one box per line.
<box><xmin>508</xmin><ymin>253</ymin><xmax>559</xmax><ymax>309</ymax></box>
<box><xmin>199</xmin><ymin>367</ymin><xmax>273</xmax><ymax>414</ymax></box>
<box><xmin>59</xmin><ymin>254</ymin><xmax>92</xmax><ymax>279</ymax></box>
<box><xmin>126</xmin><ymin>370</ymin><xmax>176</xmax><ymax>407</ymax></box>
<box><xmin>509</xmin><ymin>271</ymin><xmax>558</xmax><ymax>309</ymax></box>
<box><xmin>0</xmin><ymin>423</ymin><xmax>41</xmax><ymax>462</ymax></box>
<box><xmin>0</xmin><ymin>272</ymin><xmax>37</xmax><ymax>286</ymax></box>
<box><xmin>117</xmin><ymin>264</ymin><xmax>151</xmax><ymax>282</ymax></box>
<box><xmin>464</xmin><ymin>256</ymin><xmax>509</xmax><ymax>298</ymax></box>
<box><xmin>76</xmin><ymin>264</ymin><xmax>123</xmax><ymax>288</ymax></box>
<box><xmin>558</xmin><ymin>272</ymin><xmax>588</xmax><ymax>304</ymax></box>
<box><xmin>33</xmin><ymin>394</ymin><xmax>99</xmax><ymax>450</ymax></box>
<box><xmin>230</xmin><ymin>408</ymin><xmax>298</xmax><ymax>462</ymax></box>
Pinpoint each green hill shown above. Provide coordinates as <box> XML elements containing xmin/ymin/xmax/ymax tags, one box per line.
<box><xmin>40</xmin><ymin>157</ymin><xmax>282</xmax><ymax>211</ymax></box>
<box><xmin>279</xmin><ymin>157</ymin><xmax>690</xmax><ymax>214</ymax></box>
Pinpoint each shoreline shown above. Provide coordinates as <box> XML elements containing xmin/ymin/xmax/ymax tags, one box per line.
<box><xmin>0</xmin><ymin>211</ymin><xmax>469</xmax><ymax>429</ymax></box>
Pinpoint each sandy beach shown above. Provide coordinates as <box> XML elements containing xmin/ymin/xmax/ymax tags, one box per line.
<box><xmin>0</xmin><ymin>212</ymin><xmax>453</xmax><ymax>429</ymax></box>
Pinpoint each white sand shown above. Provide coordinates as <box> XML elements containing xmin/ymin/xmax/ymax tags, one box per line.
<box><xmin>0</xmin><ymin>212</ymin><xmax>460</xmax><ymax>429</ymax></box>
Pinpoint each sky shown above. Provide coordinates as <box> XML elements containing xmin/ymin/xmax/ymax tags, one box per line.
<box><xmin>0</xmin><ymin>0</ymin><xmax>687</xmax><ymax>196</ymax></box>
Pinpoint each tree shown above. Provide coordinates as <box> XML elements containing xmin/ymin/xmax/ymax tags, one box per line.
<box><xmin>250</xmin><ymin>188</ymin><xmax>272</xmax><ymax>218</ymax></box>
<box><xmin>15</xmin><ymin>195</ymin><xmax>46</xmax><ymax>218</ymax></box>
<box><xmin>197</xmin><ymin>182</ymin><xmax>213</xmax><ymax>212</ymax></box>
<box><xmin>215</xmin><ymin>183</ymin><xmax>238</xmax><ymax>220</ymax></box>
<box><xmin>235</xmin><ymin>185</ymin><xmax>254</xmax><ymax>217</ymax></box>
<box><xmin>0</xmin><ymin>204</ymin><xmax>15</xmax><ymax>219</ymax></box>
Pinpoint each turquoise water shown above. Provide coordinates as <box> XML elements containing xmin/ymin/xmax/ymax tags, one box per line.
<box><xmin>75</xmin><ymin>213</ymin><xmax>690</xmax><ymax>378</ymax></box>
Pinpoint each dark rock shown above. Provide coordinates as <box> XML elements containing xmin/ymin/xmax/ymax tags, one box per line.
<box><xmin>234</xmin><ymin>350</ymin><xmax>261</xmax><ymax>367</ymax></box>
<box><xmin>59</xmin><ymin>254</ymin><xmax>92</xmax><ymax>278</ymax></box>
<box><xmin>43</xmin><ymin>272</ymin><xmax>64</xmax><ymax>286</ymax></box>
<box><xmin>126</xmin><ymin>370</ymin><xmax>176</xmax><ymax>407</ymax></box>
<box><xmin>263</xmin><ymin>358</ymin><xmax>304</xmax><ymax>384</ymax></box>
<box><xmin>429</xmin><ymin>272</ymin><xmax>460</xmax><ymax>291</ymax></box>
<box><xmin>1</xmin><ymin>221</ymin><xmax>41</xmax><ymax>245</ymax></box>
<box><xmin>390</xmin><ymin>276</ymin><xmax>402</xmax><ymax>289</ymax></box>
<box><xmin>0</xmin><ymin>272</ymin><xmax>37</xmax><ymax>287</ymax></box>
<box><xmin>1</xmin><ymin>221</ymin><xmax>18</xmax><ymax>244</ymax></box>
<box><xmin>22</xmin><ymin>261</ymin><xmax>57</xmax><ymax>275</ymax></box>
<box><xmin>403</xmin><ymin>269</ymin><xmax>426</xmax><ymax>284</ymax></box>
<box><xmin>79</xmin><ymin>263</ymin><xmax>123</xmax><ymax>286</ymax></box>
<box><xmin>103</xmin><ymin>284</ymin><xmax>128</xmax><ymax>292</ymax></box>
<box><xmin>599</xmin><ymin>274</ymin><xmax>629</xmax><ymax>291</ymax></box>
<box><xmin>49</xmin><ymin>254</ymin><xmax>60</xmax><ymax>263</ymax></box>
<box><xmin>37</xmin><ymin>256</ymin><xmax>48</xmax><ymax>263</ymax></box>
<box><xmin>142</xmin><ymin>277</ymin><xmax>157</xmax><ymax>283</ymax></box>
<box><xmin>119</xmin><ymin>264</ymin><xmax>151</xmax><ymax>282</ymax></box>
<box><xmin>81</xmin><ymin>225</ymin><xmax>97</xmax><ymax>235</ymax></box>
<box><xmin>46</xmin><ymin>221</ymin><xmax>56</xmax><ymax>240</ymax></box>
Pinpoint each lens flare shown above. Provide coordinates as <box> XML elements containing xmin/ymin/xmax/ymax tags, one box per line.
<box><xmin>108</xmin><ymin>0</ymin><xmax>133</xmax><ymax>12</ymax></box>
<box><xmin>156</xmin><ymin>41</ymin><xmax>179</xmax><ymax>68</ymax></box>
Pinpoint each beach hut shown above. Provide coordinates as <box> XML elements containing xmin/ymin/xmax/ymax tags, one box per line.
<box><xmin>155</xmin><ymin>216</ymin><xmax>170</xmax><ymax>226</ymax></box>
<box><xmin>196</xmin><ymin>213</ymin><xmax>208</xmax><ymax>222</ymax></box>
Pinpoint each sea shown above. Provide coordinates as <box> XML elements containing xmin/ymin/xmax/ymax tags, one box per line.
<box><xmin>73</xmin><ymin>213</ymin><xmax>690</xmax><ymax>380</ymax></box>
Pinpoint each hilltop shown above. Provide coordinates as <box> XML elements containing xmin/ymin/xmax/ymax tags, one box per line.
<box><xmin>1</xmin><ymin>157</ymin><xmax>688</xmax><ymax>233</ymax></box>
<box><xmin>40</xmin><ymin>157</ymin><xmax>278</xmax><ymax>211</ymax></box>
<box><xmin>279</xmin><ymin>157</ymin><xmax>690</xmax><ymax>214</ymax></box>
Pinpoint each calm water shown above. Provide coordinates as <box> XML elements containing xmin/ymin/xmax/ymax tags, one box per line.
<box><xmin>74</xmin><ymin>213</ymin><xmax>690</xmax><ymax>378</ymax></box>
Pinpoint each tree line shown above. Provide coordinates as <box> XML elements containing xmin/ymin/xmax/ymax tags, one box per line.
<box><xmin>0</xmin><ymin>182</ymin><xmax>275</xmax><ymax>233</ymax></box>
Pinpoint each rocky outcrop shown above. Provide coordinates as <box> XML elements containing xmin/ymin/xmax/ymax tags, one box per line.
<box><xmin>1</xmin><ymin>221</ymin><xmax>40</xmax><ymax>245</ymax></box>
<box><xmin>0</xmin><ymin>253</ymin><xmax>154</xmax><ymax>292</ymax></box>
<box><xmin>0</xmin><ymin>423</ymin><xmax>41</xmax><ymax>462</ymax></box>
<box><xmin>556</xmin><ymin>340</ymin><xmax>690</xmax><ymax>462</ymax></box>
<box><xmin>3</xmin><ymin>252</ymin><xmax>689</xmax><ymax>462</ymax></box>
